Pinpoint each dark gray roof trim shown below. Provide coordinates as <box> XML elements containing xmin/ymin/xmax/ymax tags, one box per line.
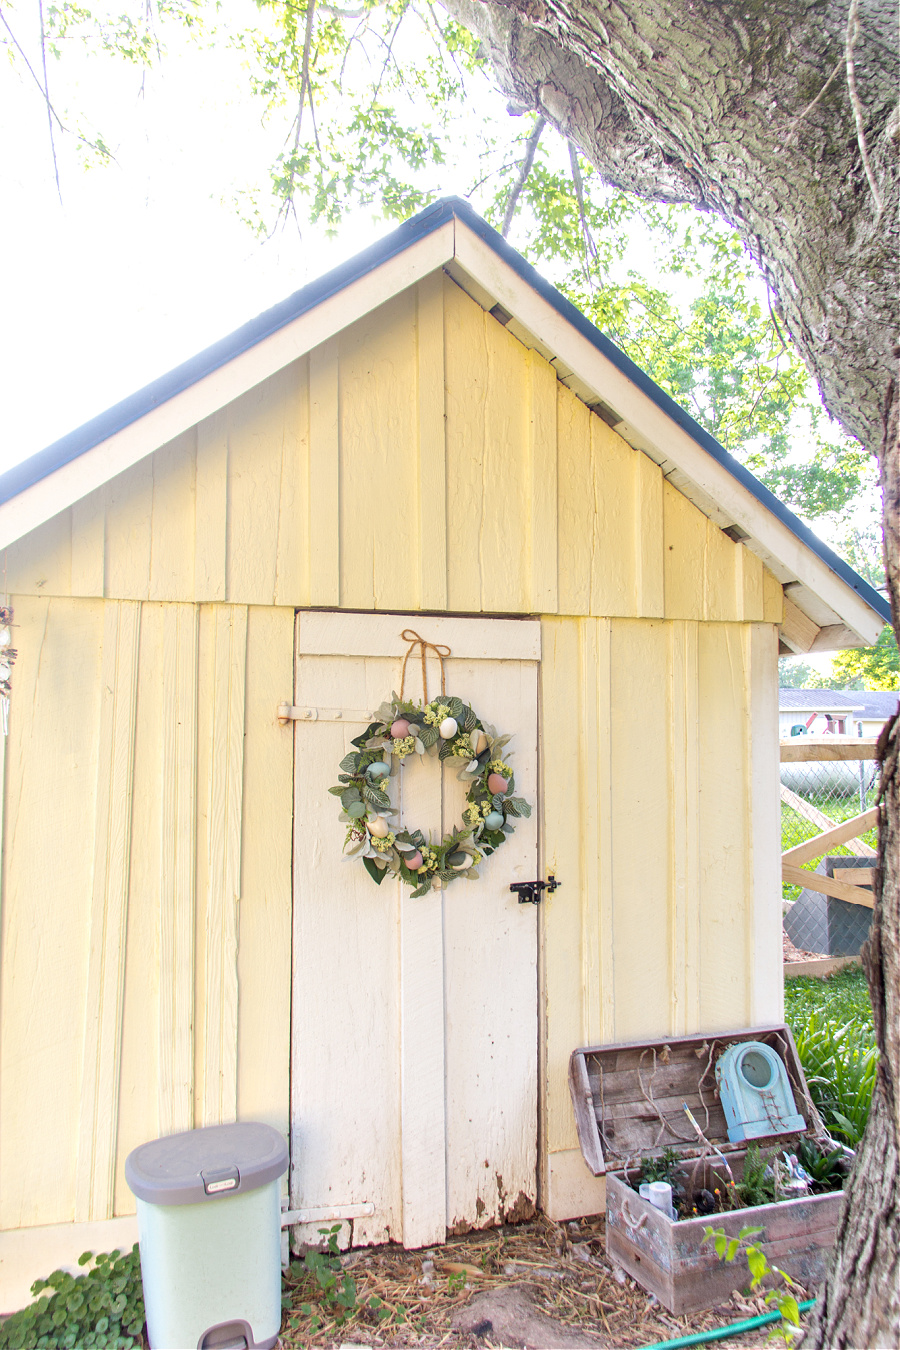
<box><xmin>1</xmin><ymin>197</ymin><xmax>888</xmax><ymax>624</ymax></box>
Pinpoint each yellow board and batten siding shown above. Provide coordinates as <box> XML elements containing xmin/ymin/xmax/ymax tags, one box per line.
<box><xmin>0</xmin><ymin>272</ymin><xmax>784</xmax><ymax>1256</ymax></box>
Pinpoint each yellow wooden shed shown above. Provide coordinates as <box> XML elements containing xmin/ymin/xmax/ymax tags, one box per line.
<box><xmin>0</xmin><ymin>198</ymin><xmax>887</xmax><ymax>1309</ymax></box>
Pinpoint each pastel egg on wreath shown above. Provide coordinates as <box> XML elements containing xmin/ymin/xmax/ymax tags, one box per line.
<box><xmin>367</xmin><ymin>815</ymin><xmax>390</xmax><ymax>838</ymax></box>
<box><xmin>431</xmin><ymin>876</ymin><xmax>443</xmax><ymax>890</ymax></box>
<box><xmin>366</xmin><ymin>760</ymin><xmax>391</xmax><ymax>780</ymax></box>
<box><xmin>484</xmin><ymin>810</ymin><xmax>504</xmax><ymax>831</ymax></box>
<box><xmin>391</xmin><ymin>718</ymin><xmax>410</xmax><ymax>739</ymax></box>
<box><xmin>471</xmin><ymin>729</ymin><xmax>488</xmax><ymax>756</ymax></box>
<box><xmin>405</xmin><ymin>850</ymin><xmax>423</xmax><ymax>871</ymax></box>
<box><xmin>487</xmin><ymin>773</ymin><xmax>509</xmax><ymax>795</ymax></box>
<box><xmin>448</xmin><ymin>851</ymin><xmax>468</xmax><ymax>869</ymax></box>
<box><xmin>439</xmin><ymin>716</ymin><xmax>458</xmax><ymax>739</ymax></box>
<box><xmin>0</xmin><ymin>628</ymin><xmax>9</xmax><ymax>647</ymax></box>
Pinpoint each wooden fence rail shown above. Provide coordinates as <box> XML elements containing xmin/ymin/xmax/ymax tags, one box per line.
<box><xmin>780</xmin><ymin>739</ymin><xmax>879</xmax><ymax>909</ymax></box>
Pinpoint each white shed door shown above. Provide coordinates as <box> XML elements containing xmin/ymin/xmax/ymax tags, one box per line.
<box><xmin>290</xmin><ymin>612</ymin><xmax>540</xmax><ymax>1250</ymax></box>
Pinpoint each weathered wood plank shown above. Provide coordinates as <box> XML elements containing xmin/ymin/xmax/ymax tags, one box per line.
<box><xmin>70</xmin><ymin>492</ymin><xmax>106</xmax><ymax>598</ymax></box>
<box><xmin>201</xmin><ymin>605</ymin><xmax>247</xmax><ymax>1124</ymax></box>
<box><xmin>556</xmin><ymin>384</ymin><xmax>593</xmax><ymax>617</ymax></box>
<box><xmin>443</xmin><ymin>280</ymin><xmax>487</xmax><ymax>612</ymax></box>
<box><xmin>663</xmin><ymin>481</ymin><xmax>705</xmax><ymax>621</ymax></box>
<box><xmin>780</xmin><ymin>595</ymin><xmax>820</xmax><ymax>654</ymax></box>
<box><xmin>104</xmin><ymin>459</ymin><xmax>153</xmax><ymax>600</ymax></box>
<box><xmin>76</xmin><ymin>600</ymin><xmax>141</xmax><ymax>1222</ymax></box>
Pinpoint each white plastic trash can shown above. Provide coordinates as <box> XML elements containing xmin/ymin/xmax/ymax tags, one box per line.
<box><xmin>125</xmin><ymin>1121</ymin><xmax>288</xmax><ymax>1350</ymax></box>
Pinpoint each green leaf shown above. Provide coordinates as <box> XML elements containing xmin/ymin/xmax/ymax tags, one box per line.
<box><xmin>346</xmin><ymin>801</ymin><xmax>367</xmax><ymax>819</ymax></box>
<box><xmin>725</xmin><ymin>1238</ymin><xmax>740</xmax><ymax>1263</ymax></box>
<box><xmin>340</xmin><ymin>787</ymin><xmax>361</xmax><ymax>808</ymax></box>
<box><xmin>362</xmin><ymin>785</ymin><xmax>390</xmax><ymax>807</ymax></box>
<box><xmin>339</xmin><ymin>752</ymin><xmax>361</xmax><ymax>773</ymax></box>
<box><xmin>363</xmin><ymin>857</ymin><xmax>387</xmax><ymax>885</ymax></box>
<box><xmin>738</xmin><ymin>1225</ymin><xmax>764</xmax><ymax>1239</ymax></box>
<box><xmin>328</xmin><ymin>784</ymin><xmax>346</xmax><ymax>796</ymax></box>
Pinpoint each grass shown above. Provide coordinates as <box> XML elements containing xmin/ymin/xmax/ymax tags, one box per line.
<box><xmin>784</xmin><ymin>966</ymin><xmax>876</xmax><ymax>1147</ymax></box>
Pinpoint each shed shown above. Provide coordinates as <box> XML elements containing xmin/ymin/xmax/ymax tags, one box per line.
<box><xmin>0</xmin><ymin>198</ymin><xmax>888</xmax><ymax>1308</ymax></box>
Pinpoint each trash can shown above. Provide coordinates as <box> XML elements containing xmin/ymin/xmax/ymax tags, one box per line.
<box><xmin>125</xmin><ymin>1121</ymin><xmax>288</xmax><ymax>1350</ymax></box>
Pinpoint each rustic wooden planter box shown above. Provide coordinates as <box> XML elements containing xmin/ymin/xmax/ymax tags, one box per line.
<box><xmin>569</xmin><ymin>1025</ymin><xmax>846</xmax><ymax>1314</ymax></box>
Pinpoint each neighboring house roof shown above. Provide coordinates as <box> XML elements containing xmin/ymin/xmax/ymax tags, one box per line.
<box><xmin>779</xmin><ymin>689</ymin><xmax>864</xmax><ymax>713</ymax></box>
<box><xmin>855</xmin><ymin>691</ymin><xmax>900</xmax><ymax>721</ymax></box>
<box><xmin>0</xmin><ymin>197</ymin><xmax>887</xmax><ymax>648</ymax></box>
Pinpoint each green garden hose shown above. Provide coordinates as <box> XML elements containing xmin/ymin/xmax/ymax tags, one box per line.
<box><xmin>643</xmin><ymin>1298</ymin><xmax>816</xmax><ymax>1349</ymax></box>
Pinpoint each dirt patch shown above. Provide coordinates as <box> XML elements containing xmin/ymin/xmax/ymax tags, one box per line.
<box><xmin>280</xmin><ymin>1212</ymin><xmax>812</xmax><ymax>1348</ymax></box>
<box><xmin>783</xmin><ymin>929</ymin><xmax>826</xmax><ymax>962</ymax></box>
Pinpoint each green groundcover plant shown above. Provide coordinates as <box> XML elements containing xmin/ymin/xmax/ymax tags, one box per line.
<box><xmin>785</xmin><ymin>967</ymin><xmax>876</xmax><ymax>1147</ymax></box>
<box><xmin>0</xmin><ymin>1247</ymin><xmax>145</xmax><ymax>1350</ymax></box>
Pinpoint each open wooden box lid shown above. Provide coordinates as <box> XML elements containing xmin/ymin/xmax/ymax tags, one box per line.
<box><xmin>569</xmin><ymin>1025</ymin><xmax>823</xmax><ymax>1176</ymax></box>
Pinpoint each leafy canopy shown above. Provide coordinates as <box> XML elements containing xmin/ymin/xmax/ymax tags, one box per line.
<box><xmin>6</xmin><ymin>0</ymin><xmax>878</xmax><ymax>532</ymax></box>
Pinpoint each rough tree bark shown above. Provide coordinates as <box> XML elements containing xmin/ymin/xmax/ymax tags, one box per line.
<box><xmin>437</xmin><ymin>1</ymin><xmax>899</xmax><ymax>1342</ymax></box>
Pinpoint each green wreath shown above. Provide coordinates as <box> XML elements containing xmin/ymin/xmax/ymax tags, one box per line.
<box><xmin>329</xmin><ymin>691</ymin><xmax>531</xmax><ymax>897</ymax></box>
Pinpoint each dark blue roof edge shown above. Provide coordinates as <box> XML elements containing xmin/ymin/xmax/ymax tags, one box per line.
<box><xmin>2</xmin><ymin>195</ymin><xmax>888</xmax><ymax>625</ymax></box>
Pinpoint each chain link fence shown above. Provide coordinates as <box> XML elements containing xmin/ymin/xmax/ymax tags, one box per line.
<box><xmin>781</xmin><ymin>746</ymin><xmax>880</xmax><ymax>956</ymax></box>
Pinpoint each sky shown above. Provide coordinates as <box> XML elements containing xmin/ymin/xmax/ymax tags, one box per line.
<box><xmin>1</xmin><ymin>4</ymin><xmax>408</xmax><ymax>472</ymax></box>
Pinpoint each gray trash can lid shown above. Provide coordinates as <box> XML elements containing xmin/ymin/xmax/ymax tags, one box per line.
<box><xmin>125</xmin><ymin>1122</ymin><xmax>288</xmax><ymax>1206</ymax></box>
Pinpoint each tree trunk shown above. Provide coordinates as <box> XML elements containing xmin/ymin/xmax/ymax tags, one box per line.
<box><xmin>439</xmin><ymin>1</ymin><xmax>900</xmax><ymax>1341</ymax></box>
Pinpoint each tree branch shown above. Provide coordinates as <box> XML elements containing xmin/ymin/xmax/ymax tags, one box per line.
<box><xmin>500</xmin><ymin>115</ymin><xmax>544</xmax><ymax>238</ymax></box>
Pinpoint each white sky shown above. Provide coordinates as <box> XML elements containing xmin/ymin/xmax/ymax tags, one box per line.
<box><xmin>1</xmin><ymin>9</ymin><xmax>413</xmax><ymax>471</ymax></box>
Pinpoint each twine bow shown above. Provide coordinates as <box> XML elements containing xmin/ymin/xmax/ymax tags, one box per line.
<box><xmin>399</xmin><ymin>629</ymin><xmax>451</xmax><ymax>705</ymax></box>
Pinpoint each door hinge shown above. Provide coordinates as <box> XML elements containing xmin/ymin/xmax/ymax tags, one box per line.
<box><xmin>510</xmin><ymin>875</ymin><xmax>560</xmax><ymax>905</ymax></box>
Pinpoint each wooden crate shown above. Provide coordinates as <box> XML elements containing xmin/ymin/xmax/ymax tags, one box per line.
<box><xmin>569</xmin><ymin>1026</ymin><xmax>846</xmax><ymax>1314</ymax></box>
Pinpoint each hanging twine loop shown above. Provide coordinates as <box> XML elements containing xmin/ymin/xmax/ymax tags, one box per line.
<box><xmin>399</xmin><ymin>629</ymin><xmax>451</xmax><ymax>704</ymax></box>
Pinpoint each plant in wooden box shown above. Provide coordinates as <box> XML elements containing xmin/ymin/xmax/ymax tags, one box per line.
<box><xmin>328</xmin><ymin>631</ymin><xmax>530</xmax><ymax>896</ymax></box>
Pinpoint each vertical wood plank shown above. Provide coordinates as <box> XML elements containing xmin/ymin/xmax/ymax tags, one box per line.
<box><xmin>541</xmin><ymin>618</ymin><xmax>583</xmax><ymax>1155</ymax></box>
<box><xmin>2</xmin><ymin>515</ymin><xmax>73</xmax><ymax>598</ymax></box>
<box><xmin>76</xmin><ymin>600</ymin><xmax>141</xmax><ymax>1221</ymax></box>
<box><xmin>635</xmin><ymin>452</ymin><xmax>664</xmax><ymax>618</ymax></box>
<box><xmin>274</xmin><ymin>358</ymin><xmax>310</xmax><ymax>607</ymax></box>
<box><xmin>195</xmin><ymin>411</ymin><xmax>228</xmax><ymax>603</ymax></box>
<box><xmin>443</xmin><ymin>280</ymin><xmax>488</xmax><ymax>611</ymax></box>
<box><xmin>668</xmin><ymin>620</ymin><xmax>701</xmax><ymax>1035</ymax></box>
<box><xmin>762</xmin><ymin>567</ymin><xmax>784</xmax><ymax>623</ymax></box>
<box><xmin>71</xmin><ymin>492</ymin><xmax>106</xmax><ymax>598</ymax></box>
<box><xmin>417</xmin><ymin>275</ymin><xmax>447</xmax><ymax>611</ymax></box>
<box><xmin>479</xmin><ymin>314</ymin><xmax>530</xmax><ymax>613</ymax></box>
<box><xmin>697</xmin><ymin>624</ymin><xmax>751</xmax><ymax>1030</ymax></box>
<box><xmin>528</xmin><ymin>350</ymin><xmax>558</xmax><ymax>614</ymax></box>
<box><xmin>104</xmin><ymin>460</ymin><xmax>153</xmax><ymax>600</ymax></box>
<box><xmin>308</xmin><ymin>339</ymin><xmax>341</xmax><ymax>607</ymax></box>
<box><xmin>609</xmin><ymin>621</ymin><xmax>672</xmax><ymax>1039</ymax></box>
<box><xmin>739</xmin><ymin>545</ymin><xmax>764</xmax><ymax>620</ymax></box>
<box><xmin>158</xmin><ymin>604</ymin><xmax>199</xmax><ymax>1137</ymax></box>
<box><xmin>663</xmin><ymin>481</ymin><xmax>705</xmax><ymax>620</ymax></box>
<box><xmin>705</xmin><ymin>519</ymin><xmax>740</xmax><ymax>620</ymax></box>
<box><xmin>557</xmin><ymin>386</ymin><xmax>592</xmax><ymax>617</ymax></box>
<box><xmin>202</xmin><ymin>605</ymin><xmax>247</xmax><ymax>1125</ymax></box>
<box><xmin>0</xmin><ymin>598</ymin><xmax>103</xmax><ymax>1228</ymax></box>
<box><xmin>589</xmin><ymin>421</ymin><xmax>635</xmax><ymax>618</ymax></box>
<box><xmin>227</xmin><ymin>374</ymin><xmax>295</xmax><ymax>606</ymax></box>
<box><xmin>149</xmin><ymin>432</ymin><xmax>197</xmax><ymax>603</ymax></box>
<box><xmin>747</xmin><ymin>622</ymin><xmax>783</xmax><ymax>1023</ymax></box>
<box><xmin>236</xmin><ymin>606</ymin><xmax>294</xmax><ymax>1135</ymax></box>
<box><xmin>579</xmin><ymin>619</ymin><xmax>610</xmax><ymax>1045</ymax></box>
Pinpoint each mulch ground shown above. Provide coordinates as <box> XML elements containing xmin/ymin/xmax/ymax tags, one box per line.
<box><xmin>280</xmin><ymin>1213</ymin><xmax>812</xmax><ymax>1348</ymax></box>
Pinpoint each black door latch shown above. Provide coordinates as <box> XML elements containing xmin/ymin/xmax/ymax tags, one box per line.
<box><xmin>510</xmin><ymin>875</ymin><xmax>560</xmax><ymax>905</ymax></box>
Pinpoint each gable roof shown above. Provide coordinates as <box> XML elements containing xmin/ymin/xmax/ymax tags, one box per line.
<box><xmin>0</xmin><ymin>197</ymin><xmax>887</xmax><ymax>648</ymax></box>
